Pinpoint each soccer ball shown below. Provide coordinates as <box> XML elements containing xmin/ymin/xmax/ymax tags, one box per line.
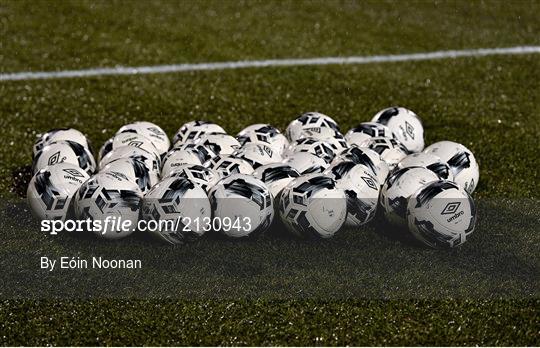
<box><xmin>33</xmin><ymin>128</ymin><xmax>92</xmax><ymax>158</ymax></box>
<box><xmin>286</xmin><ymin>112</ymin><xmax>340</xmax><ymax>142</ymax></box>
<box><xmin>196</xmin><ymin>133</ymin><xmax>240</xmax><ymax>156</ymax></box>
<box><xmin>345</xmin><ymin>122</ymin><xmax>394</xmax><ymax>147</ymax></box>
<box><xmin>117</xmin><ymin>121</ymin><xmax>170</xmax><ymax>157</ymax></box>
<box><xmin>252</xmin><ymin>163</ymin><xmax>301</xmax><ymax>199</ymax></box>
<box><xmin>366</xmin><ymin>137</ymin><xmax>408</xmax><ymax>170</ymax></box>
<box><xmin>397</xmin><ymin>153</ymin><xmax>454</xmax><ymax>181</ymax></box>
<box><xmin>279</xmin><ymin>174</ymin><xmax>347</xmax><ymax>238</ymax></box>
<box><xmin>208</xmin><ymin>155</ymin><xmax>254</xmax><ymax>178</ymax></box>
<box><xmin>141</xmin><ymin>176</ymin><xmax>211</xmax><ymax>244</ymax></box>
<box><xmin>99</xmin><ymin>145</ymin><xmax>160</xmax><ymax>174</ymax></box>
<box><xmin>100</xmin><ymin>157</ymin><xmax>158</xmax><ymax>194</ymax></box>
<box><xmin>74</xmin><ymin>171</ymin><xmax>142</xmax><ymax>240</ymax></box>
<box><xmin>371</xmin><ymin>107</ymin><xmax>424</xmax><ymax>152</ymax></box>
<box><xmin>407</xmin><ymin>180</ymin><xmax>476</xmax><ymax>248</ymax></box>
<box><xmin>99</xmin><ymin>132</ymin><xmax>160</xmax><ymax>163</ymax></box>
<box><xmin>298</xmin><ymin>128</ymin><xmax>348</xmax><ymax>154</ymax></box>
<box><xmin>27</xmin><ymin>163</ymin><xmax>90</xmax><ymax>221</ymax></box>
<box><xmin>161</xmin><ymin>144</ymin><xmax>213</xmax><ymax>177</ymax></box>
<box><xmin>233</xmin><ymin>143</ymin><xmax>282</xmax><ymax>168</ymax></box>
<box><xmin>325</xmin><ymin>161</ymin><xmax>380</xmax><ymax>226</ymax></box>
<box><xmin>424</xmin><ymin>141</ymin><xmax>479</xmax><ymax>193</ymax></box>
<box><xmin>334</xmin><ymin>146</ymin><xmax>389</xmax><ymax>186</ymax></box>
<box><xmin>380</xmin><ymin>167</ymin><xmax>440</xmax><ymax>226</ymax></box>
<box><xmin>33</xmin><ymin>140</ymin><xmax>96</xmax><ymax>175</ymax></box>
<box><xmin>236</xmin><ymin>124</ymin><xmax>289</xmax><ymax>155</ymax></box>
<box><xmin>172</xmin><ymin>120</ymin><xmax>225</xmax><ymax>145</ymax></box>
<box><xmin>283</xmin><ymin>151</ymin><xmax>328</xmax><ymax>174</ymax></box>
<box><xmin>288</xmin><ymin>138</ymin><xmax>336</xmax><ymax>163</ymax></box>
<box><xmin>167</xmin><ymin>164</ymin><xmax>220</xmax><ymax>192</ymax></box>
<box><xmin>208</xmin><ymin>174</ymin><xmax>274</xmax><ymax>238</ymax></box>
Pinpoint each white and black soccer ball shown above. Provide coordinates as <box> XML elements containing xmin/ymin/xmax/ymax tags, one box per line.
<box><xmin>371</xmin><ymin>107</ymin><xmax>424</xmax><ymax>153</ymax></box>
<box><xmin>100</xmin><ymin>157</ymin><xmax>158</xmax><ymax>194</ymax></box>
<box><xmin>252</xmin><ymin>163</ymin><xmax>301</xmax><ymax>199</ymax></box>
<box><xmin>380</xmin><ymin>166</ymin><xmax>440</xmax><ymax>226</ymax></box>
<box><xmin>334</xmin><ymin>146</ymin><xmax>389</xmax><ymax>186</ymax></box>
<box><xmin>288</xmin><ymin>138</ymin><xmax>336</xmax><ymax>163</ymax></box>
<box><xmin>27</xmin><ymin>163</ymin><xmax>90</xmax><ymax>221</ymax></box>
<box><xmin>397</xmin><ymin>153</ymin><xmax>454</xmax><ymax>181</ymax></box>
<box><xmin>167</xmin><ymin>164</ymin><xmax>220</xmax><ymax>192</ymax></box>
<box><xmin>366</xmin><ymin>136</ymin><xmax>408</xmax><ymax>170</ymax></box>
<box><xmin>345</xmin><ymin>122</ymin><xmax>394</xmax><ymax>148</ymax></box>
<box><xmin>208</xmin><ymin>174</ymin><xmax>274</xmax><ymax>238</ymax></box>
<box><xmin>279</xmin><ymin>174</ymin><xmax>347</xmax><ymax>238</ymax></box>
<box><xmin>99</xmin><ymin>132</ymin><xmax>160</xmax><ymax>163</ymax></box>
<box><xmin>117</xmin><ymin>121</ymin><xmax>170</xmax><ymax>157</ymax></box>
<box><xmin>161</xmin><ymin>144</ymin><xmax>211</xmax><ymax>177</ymax></box>
<box><xmin>33</xmin><ymin>140</ymin><xmax>96</xmax><ymax>175</ymax></box>
<box><xmin>424</xmin><ymin>141</ymin><xmax>479</xmax><ymax>194</ymax></box>
<box><xmin>407</xmin><ymin>180</ymin><xmax>476</xmax><ymax>248</ymax></box>
<box><xmin>236</xmin><ymin>124</ymin><xmax>289</xmax><ymax>155</ymax></box>
<box><xmin>283</xmin><ymin>151</ymin><xmax>328</xmax><ymax>175</ymax></box>
<box><xmin>286</xmin><ymin>112</ymin><xmax>340</xmax><ymax>142</ymax></box>
<box><xmin>172</xmin><ymin>120</ymin><xmax>225</xmax><ymax>145</ymax></box>
<box><xmin>33</xmin><ymin>128</ymin><xmax>92</xmax><ymax>158</ymax></box>
<box><xmin>141</xmin><ymin>176</ymin><xmax>211</xmax><ymax>244</ymax></box>
<box><xmin>208</xmin><ymin>155</ymin><xmax>254</xmax><ymax>178</ymax></box>
<box><xmin>196</xmin><ymin>133</ymin><xmax>240</xmax><ymax>156</ymax></box>
<box><xmin>325</xmin><ymin>161</ymin><xmax>380</xmax><ymax>226</ymax></box>
<box><xmin>298</xmin><ymin>128</ymin><xmax>348</xmax><ymax>154</ymax></box>
<box><xmin>74</xmin><ymin>171</ymin><xmax>142</xmax><ymax>240</ymax></box>
<box><xmin>233</xmin><ymin>143</ymin><xmax>282</xmax><ymax>169</ymax></box>
<box><xmin>100</xmin><ymin>145</ymin><xmax>160</xmax><ymax>174</ymax></box>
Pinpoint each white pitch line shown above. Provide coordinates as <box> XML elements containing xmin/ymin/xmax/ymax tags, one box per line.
<box><xmin>1</xmin><ymin>46</ymin><xmax>540</xmax><ymax>82</ymax></box>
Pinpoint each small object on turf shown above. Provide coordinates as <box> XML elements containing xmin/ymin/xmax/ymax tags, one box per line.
<box><xmin>279</xmin><ymin>174</ymin><xmax>347</xmax><ymax>238</ymax></box>
<box><xmin>345</xmin><ymin>122</ymin><xmax>394</xmax><ymax>148</ymax></box>
<box><xmin>33</xmin><ymin>128</ymin><xmax>92</xmax><ymax>158</ymax></box>
<box><xmin>380</xmin><ymin>166</ymin><xmax>440</xmax><ymax>226</ymax></box>
<box><xmin>208</xmin><ymin>155</ymin><xmax>254</xmax><ymax>178</ymax></box>
<box><xmin>334</xmin><ymin>146</ymin><xmax>389</xmax><ymax>186</ymax></box>
<box><xmin>74</xmin><ymin>171</ymin><xmax>142</xmax><ymax>240</ymax></box>
<box><xmin>325</xmin><ymin>161</ymin><xmax>380</xmax><ymax>226</ymax></box>
<box><xmin>208</xmin><ymin>174</ymin><xmax>274</xmax><ymax>238</ymax></box>
<box><xmin>283</xmin><ymin>151</ymin><xmax>328</xmax><ymax>174</ymax></box>
<box><xmin>252</xmin><ymin>163</ymin><xmax>301</xmax><ymax>199</ymax></box>
<box><xmin>371</xmin><ymin>107</ymin><xmax>424</xmax><ymax>152</ymax></box>
<box><xmin>33</xmin><ymin>140</ymin><xmax>96</xmax><ymax>175</ymax></box>
<box><xmin>173</xmin><ymin>120</ymin><xmax>225</xmax><ymax>145</ymax></box>
<box><xmin>27</xmin><ymin>163</ymin><xmax>90</xmax><ymax>221</ymax></box>
<box><xmin>397</xmin><ymin>152</ymin><xmax>454</xmax><ymax>181</ymax></box>
<box><xmin>286</xmin><ymin>111</ymin><xmax>340</xmax><ymax>142</ymax></box>
<box><xmin>100</xmin><ymin>157</ymin><xmax>158</xmax><ymax>194</ymax></box>
<box><xmin>141</xmin><ymin>176</ymin><xmax>211</xmax><ymax>244</ymax></box>
<box><xmin>99</xmin><ymin>132</ymin><xmax>160</xmax><ymax>163</ymax></box>
<box><xmin>167</xmin><ymin>163</ymin><xmax>220</xmax><ymax>192</ymax></box>
<box><xmin>407</xmin><ymin>180</ymin><xmax>476</xmax><ymax>248</ymax></box>
<box><xmin>236</xmin><ymin>123</ymin><xmax>289</xmax><ymax>155</ymax></box>
<box><xmin>117</xmin><ymin>121</ymin><xmax>170</xmax><ymax>157</ymax></box>
<box><xmin>424</xmin><ymin>140</ymin><xmax>479</xmax><ymax>193</ymax></box>
<box><xmin>366</xmin><ymin>136</ymin><xmax>408</xmax><ymax>170</ymax></box>
<box><xmin>233</xmin><ymin>143</ymin><xmax>282</xmax><ymax>169</ymax></box>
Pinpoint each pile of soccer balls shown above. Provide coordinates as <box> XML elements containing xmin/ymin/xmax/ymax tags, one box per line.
<box><xmin>27</xmin><ymin>107</ymin><xmax>479</xmax><ymax>248</ymax></box>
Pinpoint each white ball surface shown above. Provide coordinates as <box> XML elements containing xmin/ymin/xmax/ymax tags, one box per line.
<box><xmin>117</xmin><ymin>121</ymin><xmax>170</xmax><ymax>157</ymax></box>
<box><xmin>33</xmin><ymin>140</ymin><xmax>96</xmax><ymax>175</ymax></box>
<box><xmin>397</xmin><ymin>152</ymin><xmax>454</xmax><ymax>181</ymax></box>
<box><xmin>371</xmin><ymin>107</ymin><xmax>424</xmax><ymax>152</ymax></box>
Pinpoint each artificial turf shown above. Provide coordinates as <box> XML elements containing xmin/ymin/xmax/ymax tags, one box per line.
<box><xmin>0</xmin><ymin>0</ymin><xmax>539</xmax><ymax>345</ymax></box>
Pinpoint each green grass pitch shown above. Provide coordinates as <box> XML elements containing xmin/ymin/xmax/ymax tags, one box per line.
<box><xmin>0</xmin><ymin>0</ymin><xmax>539</xmax><ymax>345</ymax></box>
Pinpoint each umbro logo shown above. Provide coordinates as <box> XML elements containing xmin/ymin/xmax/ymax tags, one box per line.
<box><xmin>48</xmin><ymin>151</ymin><xmax>65</xmax><ymax>165</ymax></box>
<box><xmin>405</xmin><ymin>121</ymin><xmax>415</xmax><ymax>139</ymax></box>
<box><xmin>148</xmin><ymin>127</ymin><xmax>163</xmax><ymax>135</ymax></box>
<box><xmin>63</xmin><ymin>168</ymin><xmax>84</xmax><ymax>177</ymax></box>
<box><xmin>362</xmin><ymin>176</ymin><xmax>378</xmax><ymax>190</ymax></box>
<box><xmin>441</xmin><ymin>202</ymin><xmax>461</xmax><ymax>215</ymax></box>
<box><xmin>128</xmin><ymin>141</ymin><xmax>144</xmax><ymax>148</ymax></box>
